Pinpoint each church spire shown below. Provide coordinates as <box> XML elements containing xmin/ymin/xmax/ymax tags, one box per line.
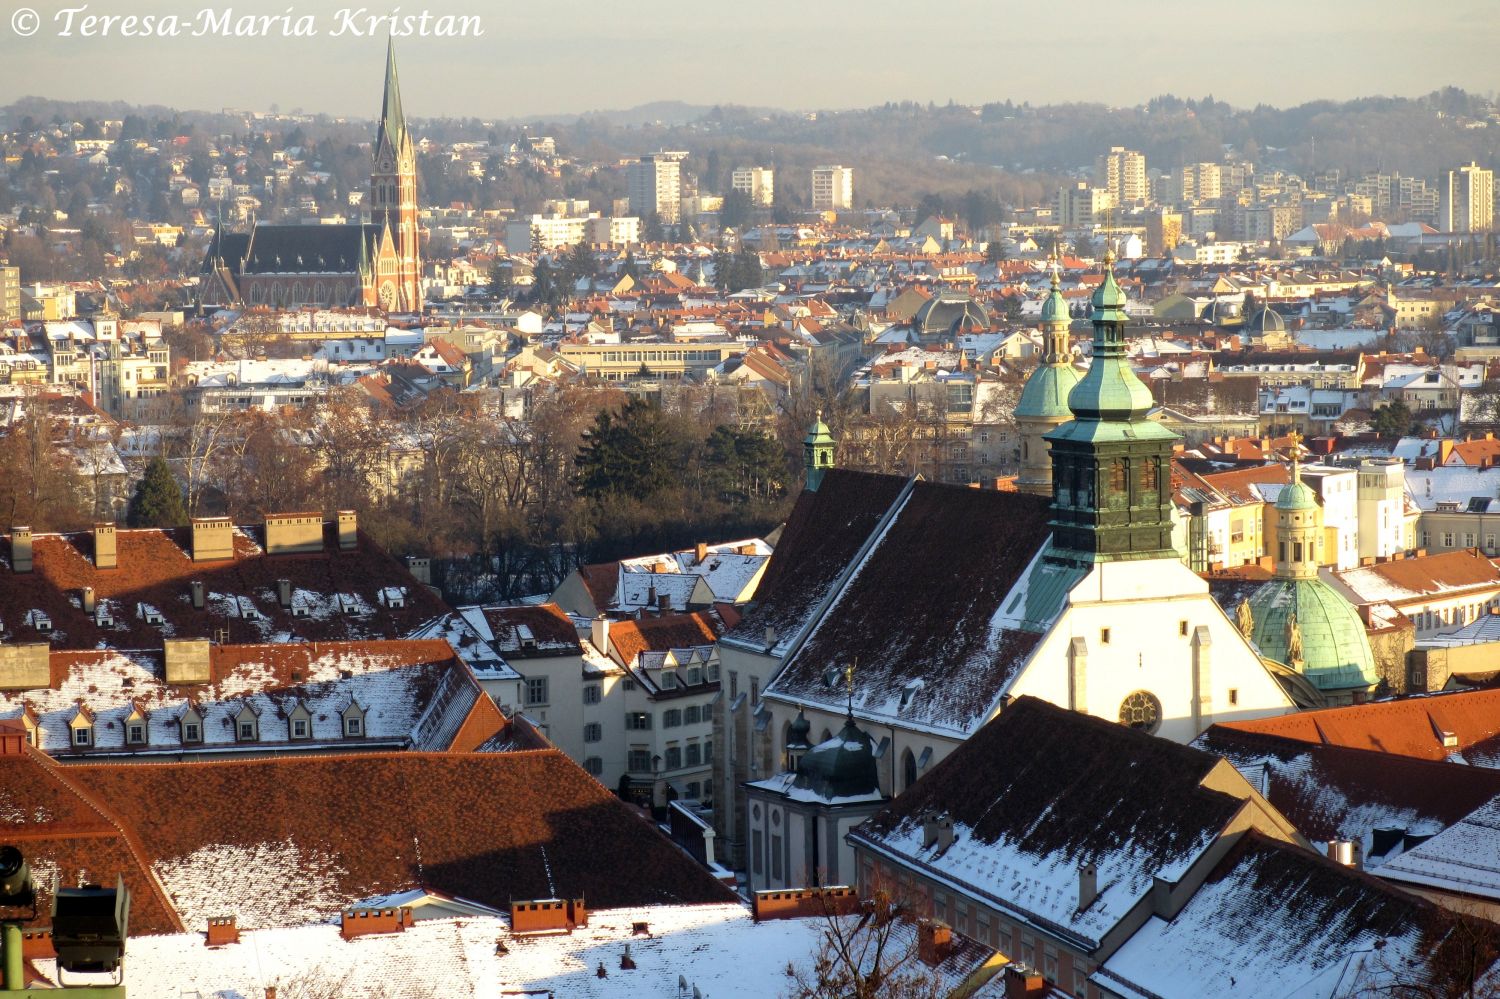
<box><xmin>1044</xmin><ymin>245</ymin><xmax>1180</xmax><ymax>562</ymax></box>
<box><xmin>376</xmin><ymin>38</ymin><xmax>408</xmax><ymax>155</ymax></box>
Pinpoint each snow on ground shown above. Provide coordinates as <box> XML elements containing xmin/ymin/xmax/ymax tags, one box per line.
<box><xmin>62</xmin><ymin>904</ymin><xmax>827</xmax><ymax>999</ymax></box>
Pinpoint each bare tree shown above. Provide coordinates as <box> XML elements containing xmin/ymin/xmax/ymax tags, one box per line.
<box><xmin>784</xmin><ymin>888</ymin><xmax>944</xmax><ymax>999</ymax></box>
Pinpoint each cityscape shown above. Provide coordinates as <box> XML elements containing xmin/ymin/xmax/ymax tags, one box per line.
<box><xmin>2</xmin><ymin>4</ymin><xmax>1500</xmax><ymax>996</ymax></box>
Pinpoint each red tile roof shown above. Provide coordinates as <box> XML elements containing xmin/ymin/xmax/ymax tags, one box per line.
<box><xmin>0</xmin><ymin>522</ymin><xmax>448</xmax><ymax>650</ymax></box>
<box><xmin>607</xmin><ymin>611</ymin><xmax>719</xmax><ymax>667</ymax></box>
<box><xmin>63</xmin><ymin>750</ymin><xmax>736</xmax><ymax>927</ymax></box>
<box><xmin>1214</xmin><ymin>687</ymin><xmax>1500</xmax><ymax>763</ymax></box>
<box><xmin>479</xmin><ymin>603</ymin><xmax>582</xmax><ymax>658</ymax></box>
<box><xmin>0</xmin><ymin>743</ymin><xmax>183</xmax><ymax>934</ymax></box>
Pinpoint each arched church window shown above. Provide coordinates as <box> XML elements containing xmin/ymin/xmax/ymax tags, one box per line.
<box><xmin>901</xmin><ymin>748</ymin><xmax>918</xmax><ymax>791</ymax></box>
<box><xmin>1022</xmin><ymin>440</ymin><xmax>1029</xmax><ymax>460</ymax></box>
<box><xmin>1119</xmin><ymin>691</ymin><xmax>1162</xmax><ymax>734</ymax></box>
<box><xmin>1110</xmin><ymin>458</ymin><xmax>1128</xmax><ymax>492</ymax></box>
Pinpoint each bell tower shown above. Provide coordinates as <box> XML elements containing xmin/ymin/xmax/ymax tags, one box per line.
<box><xmin>370</xmin><ymin>39</ymin><xmax>421</xmax><ymax>312</ymax></box>
<box><xmin>804</xmin><ymin>411</ymin><xmax>836</xmax><ymax>491</ymax></box>
<box><xmin>1046</xmin><ymin>250</ymin><xmax>1179</xmax><ymax>563</ymax></box>
<box><xmin>1014</xmin><ymin>258</ymin><xmax>1081</xmax><ymax>495</ymax></box>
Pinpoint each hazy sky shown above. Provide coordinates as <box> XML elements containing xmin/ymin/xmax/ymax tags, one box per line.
<box><xmin>3</xmin><ymin>0</ymin><xmax>1492</xmax><ymax>120</ymax></box>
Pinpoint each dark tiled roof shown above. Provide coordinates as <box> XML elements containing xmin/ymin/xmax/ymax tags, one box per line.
<box><xmin>1097</xmin><ymin>831</ymin><xmax>1500</xmax><ymax>999</ymax></box>
<box><xmin>725</xmin><ymin>469</ymin><xmax>910</xmax><ymax>648</ymax></box>
<box><xmin>0</xmin><ymin>524</ymin><xmax>448</xmax><ymax>651</ymax></box>
<box><xmin>863</xmin><ymin>698</ymin><xmax>1240</xmax><ymax>870</ymax></box>
<box><xmin>1197</xmin><ymin>725</ymin><xmax>1500</xmax><ymax>842</ymax></box>
<box><xmin>240</xmin><ymin>224</ymin><xmax>378</xmax><ymax>275</ymax></box>
<box><xmin>479</xmin><ymin>604</ymin><xmax>582</xmax><ymax>659</ymax></box>
<box><xmin>766</xmin><ymin>482</ymin><xmax>1050</xmax><ymax>734</ymax></box>
<box><xmin>65</xmin><ymin>750</ymin><xmax>737</xmax><ymax>928</ymax></box>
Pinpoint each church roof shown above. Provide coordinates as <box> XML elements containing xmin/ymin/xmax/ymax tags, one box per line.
<box><xmin>1247</xmin><ymin>577</ymin><xmax>1379</xmax><ymax>691</ymax></box>
<box><xmin>792</xmin><ymin>715</ymin><xmax>881</xmax><ymax>800</ymax></box>
<box><xmin>1014</xmin><ymin>358</ymin><xmax>1082</xmax><ymax>420</ymax></box>
<box><xmin>238</xmin><ymin>224</ymin><xmax>380</xmax><ymax>275</ymax></box>
<box><xmin>1245</xmin><ymin>304</ymin><xmax>1286</xmax><ymax>336</ymax></box>
<box><xmin>762</xmin><ymin>481</ymin><xmax>1051</xmax><ymax>736</ymax></box>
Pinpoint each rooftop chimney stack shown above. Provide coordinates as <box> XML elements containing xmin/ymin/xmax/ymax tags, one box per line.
<box><xmin>81</xmin><ymin>587</ymin><xmax>96</xmax><ymax>614</ymax></box>
<box><xmin>695</xmin><ymin>542</ymin><xmax>709</xmax><ymax>564</ymax></box>
<box><xmin>916</xmin><ymin>919</ymin><xmax>952</xmax><ymax>966</ymax></box>
<box><xmin>11</xmin><ymin>526</ymin><xmax>32</xmax><ymax>573</ymax></box>
<box><xmin>190</xmin><ymin>580</ymin><xmax>205</xmax><ymax>610</ymax></box>
<box><xmin>93</xmin><ymin>522</ymin><xmax>117</xmax><ymax>570</ymax></box>
<box><xmin>1078</xmin><ymin>862</ymin><xmax>1099</xmax><ymax>911</ymax></box>
<box><xmin>190</xmin><ymin>517</ymin><xmax>234</xmax><ymax>563</ymax></box>
<box><xmin>277</xmin><ymin>578</ymin><xmax>293</xmax><ymax>608</ymax></box>
<box><xmin>337</xmin><ymin>510</ymin><xmax>358</xmax><ymax>551</ymax></box>
<box><xmin>591</xmin><ymin>616</ymin><xmax>611</xmax><ymax>656</ymax></box>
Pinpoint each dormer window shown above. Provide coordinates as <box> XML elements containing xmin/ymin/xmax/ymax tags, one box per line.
<box><xmin>73</xmin><ymin>726</ymin><xmax>91</xmax><ymax>747</ymax></box>
<box><xmin>288</xmin><ymin>702</ymin><xmax>312</xmax><ymax>740</ymax></box>
<box><xmin>32</xmin><ymin>612</ymin><xmax>52</xmax><ymax>634</ymax></box>
<box><xmin>233</xmin><ymin>705</ymin><xmax>259</xmax><ymax>742</ymax></box>
<box><xmin>346</xmin><ymin>716</ymin><xmax>361</xmax><ymax>736</ymax></box>
<box><xmin>184</xmin><ymin>720</ymin><xmax>201</xmax><ymax>743</ymax></box>
<box><xmin>342</xmin><ymin>700</ymin><xmax>366</xmax><ymax>738</ymax></box>
<box><xmin>127</xmin><ymin>722</ymin><xmax>146</xmax><ymax>745</ymax></box>
<box><xmin>291</xmin><ymin>718</ymin><xmax>308</xmax><ymax>738</ymax></box>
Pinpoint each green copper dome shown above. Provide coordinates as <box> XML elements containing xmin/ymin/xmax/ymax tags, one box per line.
<box><xmin>1247</xmin><ymin>578</ymin><xmax>1379</xmax><ymax>692</ymax></box>
<box><xmin>1016</xmin><ymin>359</ymin><xmax>1083</xmax><ymax>420</ymax></box>
<box><xmin>803</xmin><ymin>415</ymin><xmax>834</xmax><ymax>448</ymax></box>
<box><xmin>1064</xmin><ymin>348</ymin><xmax>1156</xmax><ymax>422</ymax></box>
<box><xmin>1277</xmin><ymin>479</ymin><xmax>1319</xmax><ymax>512</ymax></box>
<box><xmin>795</xmin><ymin>715</ymin><xmax>880</xmax><ymax>799</ymax></box>
<box><xmin>1041</xmin><ymin>269</ymin><xmax>1071</xmax><ymax>326</ymax></box>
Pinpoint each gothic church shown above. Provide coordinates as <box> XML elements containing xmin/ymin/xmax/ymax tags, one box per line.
<box><xmin>201</xmin><ymin>42</ymin><xmax>423</xmax><ymax>312</ymax></box>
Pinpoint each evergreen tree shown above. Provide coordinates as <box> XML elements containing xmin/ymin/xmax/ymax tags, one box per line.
<box><xmin>127</xmin><ymin>456</ymin><xmax>187</xmax><ymax>528</ymax></box>
<box><xmin>574</xmin><ymin>398</ymin><xmax>688</xmax><ymax>499</ymax></box>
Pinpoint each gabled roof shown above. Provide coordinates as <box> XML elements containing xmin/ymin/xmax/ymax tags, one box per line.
<box><xmin>764</xmin><ymin>482</ymin><xmax>1051</xmax><ymax>735</ymax></box>
<box><xmin>0</xmin><ymin>740</ymin><xmax>182</xmax><ymax>934</ymax></box>
<box><xmin>0</xmin><ymin>523</ymin><xmax>447</xmax><ymax>651</ymax></box>
<box><xmin>723</xmin><ymin>469</ymin><xmax>911</xmax><ymax>652</ymax></box>
<box><xmin>473</xmin><ymin>603</ymin><xmax>582</xmax><ymax>659</ymax></box>
<box><xmin>1095</xmin><ymin>832</ymin><xmax>1500</xmax><ymax>999</ymax></box>
<box><xmin>1195</xmin><ymin>724</ymin><xmax>1500</xmax><ymax>843</ymax></box>
<box><xmin>852</xmin><ymin>698</ymin><xmax>1251</xmax><ymax>950</ymax></box>
<box><xmin>1332</xmin><ymin>548</ymin><xmax>1500</xmax><ymax>605</ymax></box>
<box><xmin>59</xmin><ymin>749</ymin><xmax>736</xmax><ymax>932</ymax></box>
<box><xmin>1211</xmin><ymin>687</ymin><xmax>1500</xmax><ymax>765</ymax></box>
<box><xmin>606</xmin><ymin>611</ymin><xmax>720</xmax><ymax>667</ymax></box>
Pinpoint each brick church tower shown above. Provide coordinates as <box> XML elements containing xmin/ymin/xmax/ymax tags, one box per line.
<box><xmin>369</xmin><ymin>40</ymin><xmax>422</xmax><ymax>312</ymax></box>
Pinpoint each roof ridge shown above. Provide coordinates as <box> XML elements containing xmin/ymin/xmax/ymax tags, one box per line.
<box><xmin>23</xmin><ymin>744</ymin><xmax>185</xmax><ymax>932</ymax></box>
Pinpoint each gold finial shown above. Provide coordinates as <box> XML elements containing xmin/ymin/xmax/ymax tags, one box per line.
<box><xmin>1287</xmin><ymin>430</ymin><xmax>1303</xmax><ymax>480</ymax></box>
<box><xmin>843</xmin><ymin>660</ymin><xmax>856</xmax><ymax>717</ymax></box>
<box><xmin>1049</xmin><ymin>252</ymin><xmax>1061</xmax><ymax>290</ymax></box>
<box><xmin>1103</xmin><ymin>245</ymin><xmax>1116</xmax><ymax>268</ymax></box>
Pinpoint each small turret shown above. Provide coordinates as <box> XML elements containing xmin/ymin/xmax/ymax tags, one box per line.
<box><xmin>804</xmin><ymin>411</ymin><xmax>836</xmax><ymax>491</ymax></box>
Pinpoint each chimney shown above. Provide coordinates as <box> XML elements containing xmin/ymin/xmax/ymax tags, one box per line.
<box><xmin>1078</xmin><ymin>862</ymin><xmax>1099</xmax><ymax>911</ymax></box>
<box><xmin>190</xmin><ymin>580</ymin><xmax>205</xmax><ymax>610</ymax></box>
<box><xmin>406</xmin><ymin>556</ymin><xmax>431</xmax><ymax>586</ymax></box>
<box><xmin>93</xmin><ymin>523</ymin><xmax>117</xmax><ymax>569</ymax></box>
<box><xmin>81</xmin><ymin>587</ymin><xmax>96</xmax><ymax>614</ymax></box>
<box><xmin>277</xmin><ymin>578</ymin><xmax>292</xmax><ymax>608</ymax></box>
<box><xmin>591</xmin><ymin>616</ymin><xmax>610</xmax><ymax>656</ymax></box>
<box><xmin>1326</xmin><ymin>840</ymin><xmax>1359</xmax><ymax>868</ymax></box>
<box><xmin>657</xmin><ymin>592</ymin><xmax>671</xmax><ymax>614</ymax></box>
<box><xmin>11</xmin><ymin>526</ymin><xmax>32</xmax><ymax>573</ymax></box>
<box><xmin>916</xmin><ymin>919</ymin><xmax>951</xmax><ymax>966</ymax></box>
<box><xmin>1002</xmin><ymin>965</ymin><xmax>1049</xmax><ymax>999</ymax></box>
<box><xmin>205</xmin><ymin>915</ymin><xmax>239</xmax><ymax>947</ymax></box>
<box><xmin>337</xmin><ymin>510</ymin><xmax>358</xmax><ymax>550</ymax></box>
<box><xmin>190</xmin><ymin>517</ymin><xmax>234</xmax><ymax>562</ymax></box>
<box><xmin>647</xmin><ymin>582</ymin><xmax>657</xmax><ymax>609</ymax></box>
<box><xmin>764</xmin><ymin>625</ymin><xmax>777</xmax><ymax>648</ymax></box>
<box><xmin>693</xmin><ymin>542</ymin><xmax>709</xmax><ymax>565</ymax></box>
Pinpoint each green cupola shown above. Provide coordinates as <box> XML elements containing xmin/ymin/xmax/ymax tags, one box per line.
<box><xmin>1045</xmin><ymin>250</ymin><xmax>1179</xmax><ymax>563</ymax></box>
<box><xmin>1247</xmin><ymin>440</ymin><xmax>1379</xmax><ymax>700</ymax></box>
<box><xmin>1015</xmin><ymin>260</ymin><xmax>1083</xmax><ymax>496</ymax></box>
<box><xmin>804</xmin><ymin>411</ymin><xmax>836</xmax><ymax>491</ymax></box>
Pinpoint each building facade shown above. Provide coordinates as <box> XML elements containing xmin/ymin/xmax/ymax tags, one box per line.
<box><xmin>810</xmin><ymin>165</ymin><xmax>854</xmax><ymax>211</ymax></box>
<box><xmin>1443</xmin><ymin>161</ymin><xmax>1494</xmax><ymax>233</ymax></box>
<box><xmin>731</xmin><ymin>166</ymin><xmax>775</xmax><ymax>207</ymax></box>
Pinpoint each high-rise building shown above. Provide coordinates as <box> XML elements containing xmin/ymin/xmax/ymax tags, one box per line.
<box><xmin>811</xmin><ymin>165</ymin><xmax>854</xmax><ymax>211</ymax></box>
<box><xmin>731</xmin><ymin>167</ymin><xmax>774</xmax><ymax>207</ymax></box>
<box><xmin>1443</xmin><ymin>161</ymin><xmax>1494</xmax><ymax>233</ymax></box>
<box><xmin>1055</xmin><ymin>182</ymin><xmax>1115</xmax><ymax>228</ymax></box>
<box><xmin>1097</xmin><ymin>146</ymin><xmax>1147</xmax><ymax>204</ymax></box>
<box><xmin>628</xmin><ymin>155</ymin><xmax>682</xmax><ymax>225</ymax></box>
<box><xmin>0</xmin><ymin>263</ymin><xmax>19</xmax><ymax>323</ymax></box>
<box><xmin>1145</xmin><ymin>209</ymin><xmax>1183</xmax><ymax>256</ymax></box>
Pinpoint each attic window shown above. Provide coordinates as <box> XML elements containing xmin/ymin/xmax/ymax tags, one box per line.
<box><xmin>291</xmin><ymin>718</ymin><xmax>309</xmax><ymax>740</ymax></box>
<box><xmin>127</xmin><ymin>723</ymin><xmax>146</xmax><ymax>745</ymax></box>
<box><xmin>143</xmin><ymin>608</ymin><xmax>164</xmax><ymax>626</ymax></box>
<box><xmin>32</xmin><ymin>613</ymin><xmax>52</xmax><ymax>634</ymax></box>
<box><xmin>73</xmin><ymin>727</ymin><xmax>91</xmax><ymax>747</ymax></box>
<box><xmin>1100</xmin><ymin>627</ymin><xmax>1111</xmax><ymax>645</ymax></box>
<box><xmin>290</xmin><ymin>603</ymin><xmax>310</xmax><ymax>618</ymax></box>
<box><xmin>95</xmin><ymin>606</ymin><xmax>113</xmax><ymax>627</ymax></box>
<box><xmin>899</xmin><ymin>679</ymin><xmax>924</xmax><ymax>711</ymax></box>
<box><xmin>1439</xmin><ymin>729</ymin><xmax>1459</xmax><ymax>749</ymax></box>
<box><xmin>183</xmin><ymin>721</ymin><xmax>202</xmax><ymax>743</ymax></box>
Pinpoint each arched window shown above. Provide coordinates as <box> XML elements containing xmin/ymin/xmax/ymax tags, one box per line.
<box><xmin>901</xmin><ymin>748</ymin><xmax>918</xmax><ymax>791</ymax></box>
